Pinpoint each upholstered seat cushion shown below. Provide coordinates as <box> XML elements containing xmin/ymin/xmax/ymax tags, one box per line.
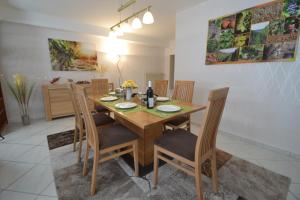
<box><xmin>154</xmin><ymin>129</ymin><xmax>197</xmax><ymax>161</ymax></box>
<box><xmin>92</xmin><ymin>113</ymin><xmax>114</xmax><ymax>126</ymax></box>
<box><xmin>95</xmin><ymin>105</ymin><xmax>109</xmax><ymax>113</ymax></box>
<box><xmin>99</xmin><ymin>124</ymin><xmax>138</xmax><ymax>150</ymax></box>
<box><xmin>165</xmin><ymin>116</ymin><xmax>189</xmax><ymax>127</ymax></box>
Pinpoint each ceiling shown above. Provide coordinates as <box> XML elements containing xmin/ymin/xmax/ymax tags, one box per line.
<box><xmin>0</xmin><ymin>0</ymin><xmax>205</xmax><ymax>41</ymax></box>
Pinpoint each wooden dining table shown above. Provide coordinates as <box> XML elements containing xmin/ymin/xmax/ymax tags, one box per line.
<box><xmin>90</xmin><ymin>95</ymin><xmax>206</xmax><ymax>167</ymax></box>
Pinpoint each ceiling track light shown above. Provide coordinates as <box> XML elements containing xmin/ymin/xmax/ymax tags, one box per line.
<box><xmin>143</xmin><ymin>7</ymin><xmax>154</xmax><ymax>24</ymax></box>
<box><xmin>132</xmin><ymin>17</ymin><xmax>142</xmax><ymax>29</ymax></box>
<box><xmin>109</xmin><ymin>5</ymin><xmax>154</xmax><ymax>38</ymax></box>
<box><xmin>108</xmin><ymin>30</ymin><xmax>116</xmax><ymax>39</ymax></box>
<box><xmin>115</xmin><ymin>26</ymin><xmax>124</xmax><ymax>36</ymax></box>
<box><xmin>122</xmin><ymin>21</ymin><xmax>132</xmax><ymax>32</ymax></box>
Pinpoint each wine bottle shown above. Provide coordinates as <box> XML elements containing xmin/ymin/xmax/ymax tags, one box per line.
<box><xmin>146</xmin><ymin>81</ymin><xmax>154</xmax><ymax>109</ymax></box>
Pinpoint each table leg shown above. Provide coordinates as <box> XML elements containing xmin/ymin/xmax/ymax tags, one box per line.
<box><xmin>143</xmin><ymin>124</ymin><xmax>163</xmax><ymax>166</ymax></box>
<box><xmin>115</xmin><ymin>115</ymin><xmax>163</xmax><ymax>166</ymax></box>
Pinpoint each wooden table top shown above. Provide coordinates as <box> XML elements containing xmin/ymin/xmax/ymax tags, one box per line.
<box><xmin>90</xmin><ymin>95</ymin><xmax>206</xmax><ymax>129</ymax></box>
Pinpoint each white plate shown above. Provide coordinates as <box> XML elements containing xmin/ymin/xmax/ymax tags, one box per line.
<box><xmin>115</xmin><ymin>102</ymin><xmax>137</xmax><ymax>109</ymax></box>
<box><xmin>156</xmin><ymin>97</ymin><xmax>170</xmax><ymax>102</ymax></box>
<box><xmin>156</xmin><ymin>105</ymin><xmax>181</xmax><ymax>112</ymax></box>
<box><xmin>100</xmin><ymin>96</ymin><xmax>118</xmax><ymax>102</ymax></box>
<box><xmin>109</xmin><ymin>92</ymin><xmax>116</xmax><ymax>95</ymax></box>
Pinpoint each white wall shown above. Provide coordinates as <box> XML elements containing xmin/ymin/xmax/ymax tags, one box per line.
<box><xmin>0</xmin><ymin>21</ymin><xmax>165</xmax><ymax>122</ymax></box>
<box><xmin>164</xmin><ymin>40</ymin><xmax>175</xmax><ymax>92</ymax></box>
<box><xmin>175</xmin><ymin>0</ymin><xmax>300</xmax><ymax>155</ymax></box>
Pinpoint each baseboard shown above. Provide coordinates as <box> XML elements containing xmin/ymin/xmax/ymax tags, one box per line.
<box><xmin>219</xmin><ymin>130</ymin><xmax>300</xmax><ymax>160</ymax></box>
<box><xmin>191</xmin><ymin>122</ymin><xmax>300</xmax><ymax>160</ymax></box>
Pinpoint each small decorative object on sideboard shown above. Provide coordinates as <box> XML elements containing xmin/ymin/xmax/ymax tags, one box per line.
<box><xmin>50</xmin><ymin>77</ymin><xmax>60</xmax><ymax>84</ymax></box>
<box><xmin>5</xmin><ymin>74</ymin><xmax>35</xmax><ymax>125</ymax></box>
<box><xmin>76</xmin><ymin>80</ymin><xmax>90</xmax><ymax>84</ymax></box>
<box><xmin>122</xmin><ymin>80</ymin><xmax>138</xmax><ymax>101</ymax></box>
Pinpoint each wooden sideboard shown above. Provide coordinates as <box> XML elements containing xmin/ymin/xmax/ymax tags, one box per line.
<box><xmin>42</xmin><ymin>84</ymin><xmax>93</xmax><ymax>120</ymax></box>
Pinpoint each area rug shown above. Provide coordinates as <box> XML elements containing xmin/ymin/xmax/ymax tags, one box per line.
<box><xmin>48</xmin><ymin>130</ymin><xmax>291</xmax><ymax>200</ymax></box>
<box><xmin>47</xmin><ymin>130</ymin><xmax>232</xmax><ymax>177</ymax></box>
<box><xmin>47</xmin><ymin>130</ymin><xmax>76</xmax><ymax>150</ymax></box>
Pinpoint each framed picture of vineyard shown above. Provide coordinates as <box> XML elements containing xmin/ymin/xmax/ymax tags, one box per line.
<box><xmin>205</xmin><ymin>0</ymin><xmax>300</xmax><ymax>65</ymax></box>
<box><xmin>48</xmin><ymin>39</ymin><xmax>98</xmax><ymax>71</ymax></box>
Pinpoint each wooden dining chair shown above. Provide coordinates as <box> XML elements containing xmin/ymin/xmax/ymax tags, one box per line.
<box><xmin>91</xmin><ymin>79</ymin><xmax>110</xmax><ymax>114</ymax></box>
<box><xmin>164</xmin><ymin>80</ymin><xmax>195</xmax><ymax>131</ymax></box>
<box><xmin>76</xmin><ymin>85</ymin><xmax>139</xmax><ymax>195</ymax></box>
<box><xmin>68</xmin><ymin>84</ymin><xmax>115</xmax><ymax>163</ymax></box>
<box><xmin>154</xmin><ymin>80</ymin><xmax>168</xmax><ymax>97</ymax></box>
<box><xmin>153</xmin><ymin>87</ymin><xmax>229</xmax><ymax>200</ymax></box>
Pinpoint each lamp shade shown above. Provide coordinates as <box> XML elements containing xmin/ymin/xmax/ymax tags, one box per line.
<box><xmin>132</xmin><ymin>17</ymin><xmax>142</xmax><ymax>29</ymax></box>
<box><xmin>143</xmin><ymin>10</ymin><xmax>154</xmax><ymax>24</ymax></box>
<box><xmin>108</xmin><ymin>30</ymin><xmax>117</xmax><ymax>38</ymax></box>
<box><xmin>115</xmin><ymin>27</ymin><xmax>124</xmax><ymax>36</ymax></box>
<box><xmin>122</xmin><ymin>22</ymin><xmax>132</xmax><ymax>33</ymax></box>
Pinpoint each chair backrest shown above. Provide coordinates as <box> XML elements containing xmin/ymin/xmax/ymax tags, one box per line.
<box><xmin>91</xmin><ymin>79</ymin><xmax>109</xmax><ymax>96</ymax></box>
<box><xmin>68</xmin><ymin>84</ymin><xmax>83</xmax><ymax>129</ymax></box>
<box><xmin>75</xmin><ymin>85</ymin><xmax>99</xmax><ymax>151</ymax></box>
<box><xmin>195</xmin><ymin>87</ymin><xmax>229</xmax><ymax>162</ymax></box>
<box><xmin>172</xmin><ymin>80</ymin><xmax>195</xmax><ymax>102</ymax></box>
<box><xmin>154</xmin><ymin>80</ymin><xmax>168</xmax><ymax>97</ymax></box>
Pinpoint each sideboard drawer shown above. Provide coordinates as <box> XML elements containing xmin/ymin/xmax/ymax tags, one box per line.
<box><xmin>50</xmin><ymin>101</ymin><xmax>74</xmax><ymax>117</ymax></box>
<box><xmin>49</xmin><ymin>88</ymin><xmax>71</xmax><ymax>102</ymax></box>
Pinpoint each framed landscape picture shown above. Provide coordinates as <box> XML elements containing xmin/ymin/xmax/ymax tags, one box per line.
<box><xmin>48</xmin><ymin>39</ymin><xmax>98</xmax><ymax>71</ymax></box>
<box><xmin>205</xmin><ymin>0</ymin><xmax>300</xmax><ymax>65</ymax></box>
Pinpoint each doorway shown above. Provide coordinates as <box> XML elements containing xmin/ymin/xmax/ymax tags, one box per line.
<box><xmin>169</xmin><ymin>54</ymin><xmax>175</xmax><ymax>90</ymax></box>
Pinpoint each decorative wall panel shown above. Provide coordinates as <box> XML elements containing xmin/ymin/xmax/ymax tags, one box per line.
<box><xmin>206</xmin><ymin>0</ymin><xmax>300</xmax><ymax>65</ymax></box>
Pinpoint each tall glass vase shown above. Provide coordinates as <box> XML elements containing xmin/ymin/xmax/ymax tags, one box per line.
<box><xmin>126</xmin><ymin>88</ymin><xmax>132</xmax><ymax>101</ymax></box>
<box><xmin>21</xmin><ymin>114</ymin><xmax>30</xmax><ymax>126</ymax></box>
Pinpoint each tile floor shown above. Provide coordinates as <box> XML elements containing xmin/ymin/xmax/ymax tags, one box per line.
<box><xmin>0</xmin><ymin>117</ymin><xmax>299</xmax><ymax>200</ymax></box>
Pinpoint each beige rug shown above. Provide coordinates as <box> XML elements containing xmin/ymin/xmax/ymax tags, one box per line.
<box><xmin>48</xmin><ymin>130</ymin><xmax>291</xmax><ymax>200</ymax></box>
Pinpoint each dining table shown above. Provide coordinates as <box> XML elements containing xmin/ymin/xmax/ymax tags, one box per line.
<box><xmin>90</xmin><ymin>95</ymin><xmax>206</xmax><ymax>167</ymax></box>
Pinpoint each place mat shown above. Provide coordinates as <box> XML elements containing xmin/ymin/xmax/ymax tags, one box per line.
<box><xmin>97</xmin><ymin>98</ymin><xmax>195</xmax><ymax>118</ymax></box>
<box><xmin>143</xmin><ymin>103</ymin><xmax>194</xmax><ymax>118</ymax></box>
<box><xmin>96</xmin><ymin>99</ymin><xmax>142</xmax><ymax>115</ymax></box>
<box><xmin>96</xmin><ymin>98</ymin><xmax>122</xmax><ymax>108</ymax></box>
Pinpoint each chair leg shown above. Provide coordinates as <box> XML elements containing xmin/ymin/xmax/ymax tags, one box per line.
<box><xmin>133</xmin><ymin>141</ymin><xmax>139</xmax><ymax>177</ymax></box>
<box><xmin>91</xmin><ymin>151</ymin><xmax>99</xmax><ymax>195</ymax></box>
<box><xmin>162</xmin><ymin>124</ymin><xmax>166</xmax><ymax>132</ymax></box>
<box><xmin>77</xmin><ymin>128</ymin><xmax>84</xmax><ymax>163</ymax></box>
<box><xmin>83</xmin><ymin>143</ymin><xmax>90</xmax><ymax>176</ymax></box>
<box><xmin>153</xmin><ymin>146</ymin><xmax>159</xmax><ymax>188</ymax></box>
<box><xmin>211</xmin><ymin>152</ymin><xmax>219</xmax><ymax>193</ymax></box>
<box><xmin>73</xmin><ymin>127</ymin><xmax>78</xmax><ymax>152</ymax></box>
<box><xmin>195</xmin><ymin>164</ymin><xmax>203</xmax><ymax>200</ymax></box>
<box><xmin>187</xmin><ymin>115</ymin><xmax>191</xmax><ymax>131</ymax></box>
<box><xmin>187</xmin><ymin>120</ymin><xmax>191</xmax><ymax>132</ymax></box>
